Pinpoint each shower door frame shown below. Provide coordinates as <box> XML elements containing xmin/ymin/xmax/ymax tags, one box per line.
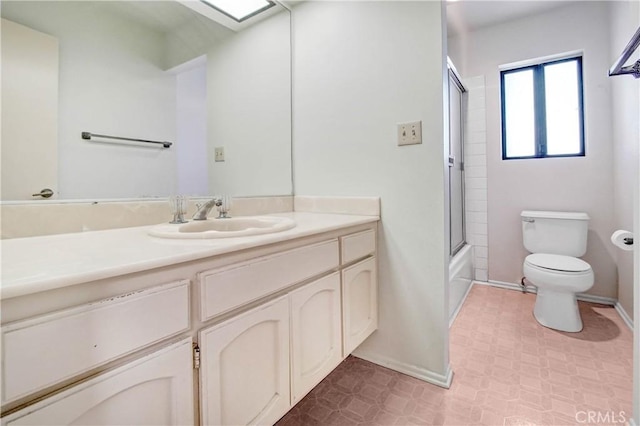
<box><xmin>448</xmin><ymin>65</ymin><xmax>467</xmax><ymax>257</ymax></box>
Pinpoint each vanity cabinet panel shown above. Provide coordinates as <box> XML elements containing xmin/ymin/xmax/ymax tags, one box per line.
<box><xmin>342</xmin><ymin>257</ymin><xmax>378</xmax><ymax>356</ymax></box>
<box><xmin>1</xmin><ymin>280</ymin><xmax>190</xmax><ymax>404</ymax></box>
<box><xmin>290</xmin><ymin>272</ymin><xmax>342</xmax><ymax>403</ymax></box>
<box><xmin>2</xmin><ymin>338</ymin><xmax>194</xmax><ymax>426</ymax></box>
<box><xmin>199</xmin><ymin>239</ymin><xmax>339</xmax><ymax>321</ymax></box>
<box><xmin>340</xmin><ymin>230</ymin><xmax>376</xmax><ymax>264</ymax></box>
<box><xmin>199</xmin><ymin>296</ymin><xmax>290</xmax><ymax>426</ymax></box>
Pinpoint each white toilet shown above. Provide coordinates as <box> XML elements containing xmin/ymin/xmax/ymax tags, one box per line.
<box><xmin>521</xmin><ymin>210</ymin><xmax>594</xmax><ymax>332</ymax></box>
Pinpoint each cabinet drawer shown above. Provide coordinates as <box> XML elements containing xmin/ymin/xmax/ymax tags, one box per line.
<box><xmin>3</xmin><ymin>338</ymin><xmax>194</xmax><ymax>426</ymax></box>
<box><xmin>200</xmin><ymin>239</ymin><xmax>339</xmax><ymax>321</ymax></box>
<box><xmin>2</xmin><ymin>280</ymin><xmax>190</xmax><ymax>404</ymax></box>
<box><xmin>340</xmin><ymin>229</ymin><xmax>375</xmax><ymax>264</ymax></box>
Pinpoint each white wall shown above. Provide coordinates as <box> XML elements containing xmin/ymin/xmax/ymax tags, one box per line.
<box><xmin>609</xmin><ymin>1</ymin><xmax>639</xmax><ymax>321</ymax></box>
<box><xmin>2</xmin><ymin>2</ymin><xmax>178</xmax><ymax>200</ymax></box>
<box><xmin>293</xmin><ymin>1</ymin><xmax>450</xmax><ymax>383</ymax></box>
<box><xmin>609</xmin><ymin>4</ymin><xmax>640</xmax><ymax>422</ymax></box>
<box><xmin>207</xmin><ymin>11</ymin><xmax>292</xmax><ymax>197</ymax></box>
<box><xmin>449</xmin><ymin>2</ymin><xmax>617</xmax><ymax>298</ymax></box>
<box><xmin>176</xmin><ymin>63</ymin><xmax>209</xmax><ymax>196</ymax></box>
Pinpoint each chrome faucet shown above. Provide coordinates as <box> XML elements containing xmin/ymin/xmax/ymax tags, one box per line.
<box><xmin>193</xmin><ymin>196</ymin><xmax>231</xmax><ymax>220</ymax></box>
<box><xmin>193</xmin><ymin>198</ymin><xmax>222</xmax><ymax>221</ymax></box>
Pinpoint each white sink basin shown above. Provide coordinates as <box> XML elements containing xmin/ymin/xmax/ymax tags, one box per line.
<box><xmin>148</xmin><ymin>216</ymin><xmax>296</xmax><ymax>239</ymax></box>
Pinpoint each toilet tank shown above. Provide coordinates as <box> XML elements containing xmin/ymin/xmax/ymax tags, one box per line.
<box><xmin>521</xmin><ymin>210</ymin><xmax>590</xmax><ymax>257</ymax></box>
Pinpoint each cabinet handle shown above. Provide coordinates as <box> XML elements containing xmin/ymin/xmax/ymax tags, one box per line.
<box><xmin>32</xmin><ymin>188</ymin><xmax>54</xmax><ymax>198</ymax></box>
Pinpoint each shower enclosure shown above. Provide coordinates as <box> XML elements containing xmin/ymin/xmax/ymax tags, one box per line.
<box><xmin>448</xmin><ymin>68</ymin><xmax>466</xmax><ymax>257</ymax></box>
<box><xmin>448</xmin><ymin>63</ymin><xmax>474</xmax><ymax>324</ymax></box>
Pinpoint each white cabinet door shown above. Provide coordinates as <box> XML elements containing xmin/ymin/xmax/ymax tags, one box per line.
<box><xmin>342</xmin><ymin>257</ymin><xmax>378</xmax><ymax>356</ymax></box>
<box><xmin>3</xmin><ymin>338</ymin><xmax>194</xmax><ymax>426</ymax></box>
<box><xmin>199</xmin><ymin>296</ymin><xmax>290</xmax><ymax>426</ymax></box>
<box><xmin>290</xmin><ymin>272</ymin><xmax>342</xmax><ymax>403</ymax></box>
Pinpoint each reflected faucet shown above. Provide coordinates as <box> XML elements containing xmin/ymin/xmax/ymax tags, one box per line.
<box><xmin>193</xmin><ymin>196</ymin><xmax>231</xmax><ymax>220</ymax></box>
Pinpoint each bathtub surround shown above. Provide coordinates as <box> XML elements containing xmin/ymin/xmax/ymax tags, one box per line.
<box><xmin>448</xmin><ymin>245</ymin><xmax>475</xmax><ymax>326</ymax></box>
<box><xmin>449</xmin><ymin>1</ymin><xmax>618</xmax><ymax>300</ymax></box>
<box><xmin>463</xmin><ymin>76</ymin><xmax>488</xmax><ymax>282</ymax></box>
<box><xmin>293</xmin><ymin>1</ymin><xmax>451</xmax><ymax>387</ymax></box>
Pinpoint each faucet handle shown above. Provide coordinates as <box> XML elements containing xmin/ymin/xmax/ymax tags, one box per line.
<box><xmin>216</xmin><ymin>195</ymin><xmax>231</xmax><ymax>218</ymax></box>
<box><xmin>169</xmin><ymin>195</ymin><xmax>189</xmax><ymax>224</ymax></box>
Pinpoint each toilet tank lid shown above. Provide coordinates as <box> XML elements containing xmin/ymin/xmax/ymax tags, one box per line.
<box><xmin>521</xmin><ymin>211</ymin><xmax>590</xmax><ymax>221</ymax></box>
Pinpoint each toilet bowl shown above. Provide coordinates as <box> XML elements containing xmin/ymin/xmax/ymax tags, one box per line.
<box><xmin>523</xmin><ymin>253</ymin><xmax>594</xmax><ymax>332</ymax></box>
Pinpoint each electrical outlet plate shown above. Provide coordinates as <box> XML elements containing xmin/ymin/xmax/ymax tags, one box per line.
<box><xmin>214</xmin><ymin>147</ymin><xmax>225</xmax><ymax>162</ymax></box>
<box><xmin>397</xmin><ymin>121</ymin><xmax>422</xmax><ymax>146</ymax></box>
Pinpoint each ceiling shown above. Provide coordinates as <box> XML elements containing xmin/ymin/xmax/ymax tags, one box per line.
<box><xmin>446</xmin><ymin>1</ymin><xmax>577</xmax><ymax>37</ymax></box>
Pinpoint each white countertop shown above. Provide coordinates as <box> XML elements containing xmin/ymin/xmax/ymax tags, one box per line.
<box><xmin>0</xmin><ymin>212</ymin><xmax>378</xmax><ymax>300</ymax></box>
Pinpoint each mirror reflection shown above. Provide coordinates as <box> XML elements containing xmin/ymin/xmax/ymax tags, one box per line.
<box><xmin>1</xmin><ymin>0</ymin><xmax>292</xmax><ymax>201</ymax></box>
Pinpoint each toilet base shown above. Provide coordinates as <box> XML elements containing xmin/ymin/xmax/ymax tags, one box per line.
<box><xmin>533</xmin><ymin>288</ymin><xmax>583</xmax><ymax>332</ymax></box>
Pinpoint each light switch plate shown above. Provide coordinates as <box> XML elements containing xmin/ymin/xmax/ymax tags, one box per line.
<box><xmin>397</xmin><ymin>121</ymin><xmax>422</xmax><ymax>146</ymax></box>
<box><xmin>214</xmin><ymin>147</ymin><xmax>225</xmax><ymax>162</ymax></box>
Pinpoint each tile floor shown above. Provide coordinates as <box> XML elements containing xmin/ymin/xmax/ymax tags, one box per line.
<box><xmin>277</xmin><ymin>285</ymin><xmax>634</xmax><ymax>426</ymax></box>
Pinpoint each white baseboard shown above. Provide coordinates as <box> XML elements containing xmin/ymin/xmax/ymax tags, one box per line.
<box><xmin>479</xmin><ymin>279</ymin><xmax>536</xmax><ymax>293</ymax></box>
<box><xmin>614</xmin><ymin>302</ymin><xmax>634</xmax><ymax>331</ymax></box>
<box><xmin>352</xmin><ymin>351</ymin><xmax>453</xmax><ymax>389</ymax></box>
<box><xmin>480</xmin><ymin>280</ymin><xmax>635</xmax><ymax>330</ymax></box>
<box><xmin>575</xmin><ymin>293</ymin><xmax>616</xmax><ymax>306</ymax></box>
<box><xmin>449</xmin><ymin>281</ymin><xmax>475</xmax><ymax>328</ymax></box>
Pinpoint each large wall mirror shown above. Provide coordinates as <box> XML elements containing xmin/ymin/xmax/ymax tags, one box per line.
<box><xmin>1</xmin><ymin>0</ymin><xmax>292</xmax><ymax>201</ymax></box>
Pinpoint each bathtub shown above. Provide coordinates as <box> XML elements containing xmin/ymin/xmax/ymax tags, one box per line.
<box><xmin>449</xmin><ymin>244</ymin><xmax>474</xmax><ymax>326</ymax></box>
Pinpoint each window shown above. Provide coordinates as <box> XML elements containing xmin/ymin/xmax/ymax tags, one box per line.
<box><xmin>201</xmin><ymin>0</ymin><xmax>275</xmax><ymax>22</ymax></box>
<box><xmin>500</xmin><ymin>56</ymin><xmax>585</xmax><ymax>160</ymax></box>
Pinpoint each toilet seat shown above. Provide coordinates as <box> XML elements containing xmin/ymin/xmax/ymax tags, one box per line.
<box><xmin>523</xmin><ymin>254</ymin><xmax>594</xmax><ymax>292</ymax></box>
<box><xmin>525</xmin><ymin>253</ymin><xmax>591</xmax><ymax>273</ymax></box>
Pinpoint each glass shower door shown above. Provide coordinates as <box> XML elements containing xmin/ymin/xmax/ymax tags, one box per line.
<box><xmin>449</xmin><ymin>70</ymin><xmax>466</xmax><ymax>256</ymax></box>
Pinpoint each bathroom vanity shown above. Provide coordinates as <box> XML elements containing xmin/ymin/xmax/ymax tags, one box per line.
<box><xmin>0</xmin><ymin>212</ymin><xmax>379</xmax><ymax>425</ymax></box>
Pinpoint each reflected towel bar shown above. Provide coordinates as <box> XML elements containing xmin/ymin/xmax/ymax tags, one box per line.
<box><xmin>609</xmin><ymin>26</ymin><xmax>640</xmax><ymax>78</ymax></box>
<box><xmin>81</xmin><ymin>132</ymin><xmax>172</xmax><ymax>148</ymax></box>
